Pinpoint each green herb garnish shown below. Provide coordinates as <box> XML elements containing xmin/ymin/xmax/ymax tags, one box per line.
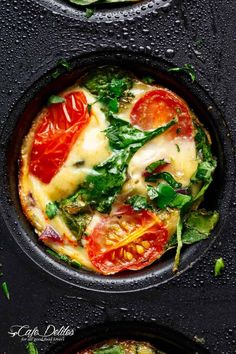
<box><xmin>95</xmin><ymin>345</ymin><xmax>124</xmax><ymax>354</ymax></box>
<box><xmin>108</xmin><ymin>97</ymin><xmax>119</xmax><ymax>113</ymax></box>
<box><xmin>57</xmin><ymin>58</ymin><xmax>71</xmax><ymax>71</ymax></box>
<box><xmin>214</xmin><ymin>257</ymin><xmax>225</xmax><ymax>277</ymax></box>
<box><xmin>105</xmin><ymin>115</ymin><xmax>177</xmax><ymax>150</ymax></box>
<box><xmin>147</xmin><ymin>183</ymin><xmax>191</xmax><ymax>210</ymax></box>
<box><xmin>51</xmin><ymin>59</ymin><xmax>71</xmax><ymax>79</ymax></box>
<box><xmin>126</xmin><ymin>195</ymin><xmax>153</xmax><ymax>211</ymax></box>
<box><xmin>46</xmin><ymin>249</ymin><xmax>82</xmax><ymax>268</ymax></box>
<box><xmin>176</xmin><ymin>127</ymin><xmax>182</xmax><ymax>134</ymax></box>
<box><xmin>194</xmin><ymin>125</ymin><xmax>212</xmax><ymax>160</ymax></box>
<box><xmin>175</xmin><ymin>143</ymin><xmax>180</xmax><ymax>152</ymax></box>
<box><xmin>61</xmin><ymin>211</ymin><xmax>91</xmax><ymax>240</ymax></box>
<box><xmin>168</xmin><ymin>64</ymin><xmax>196</xmax><ymax>82</ymax></box>
<box><xmin>48</xmin><ymin>95</ymin><xmax>65</xmax><ymax>105</ymax></box>
<box><xmin>83</xmin><ymin>67</ymin><xmax>133</xmax><ymax>113</ymax></box>
<box><xmin>51</xmin><ymin>69</ymin><xmax>60</xmax><ymax>79</ymax></box>
<box><xmin>142</xmin><ymin>76</ymin><xmax>155</xmax><ymax>84</ymax></box>
<box><xmin>191</xmin><ymin>124</ymin><xmax>217</xmax><ymax>203</ymax></box>
<box><xmin>70</xmin><ymin>260</ymin><xmax>83</xmax><ymax>268</ymax></box>
<box><xmin>26</xmin><ymin>342</ymin><xmax>38</xmax><ymax>354</ymax></box>
<box><xmin>145</xmin><ymin>171</ymin><xmax>182</xmax><ymax>189</ymax></box>
<box><xmin>168</xmin><ymin>210</ymin><xmax>219</xmax><ymax>247</ymax></box>
<box><xmin>85</xmin><ymin>7</ymin><xmax>94</xmax><ymax>17</ymax></box>
<box><xmin>2</xmin><ymin>281</ymin><xmax>10</xmax><ymax>300</ymax></box>
<box><xmin>45</xmin><ymin>202</ymin><xmax>58</xmax><ymax>219</ymax></box>
<box><xmin>145</xmin><ymin>159</ymin><xmax>167</xmax><ymax>173</ymax></box>
<box><xmin>193</xmin><ymin>160</ymin><xmax>217</xmax><ymax>182</ymax></box>
<box><xmin>173</xmin><ymin>219</ymin><xmax>183</xmax><ymax>272</ymax></box>
<box><xmin>74</xmin><ymin>160</ymin><xmax>85</xmax><ymax>167</ymax></box>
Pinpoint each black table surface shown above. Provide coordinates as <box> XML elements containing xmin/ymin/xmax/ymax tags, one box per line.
<box><xmin>0</xmin><ymin>0</ymin><xmax>235</xmax><ymax>353</ymax></box>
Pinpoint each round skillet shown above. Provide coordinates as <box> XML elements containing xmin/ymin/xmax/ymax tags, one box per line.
<box><xmin>48</xmin><ymin>321</ymin><xmax>210</xmax><ymax>354</ymax></box>
<box><xmin>0</xmin><ymin>51</ymin><xmax>234</xmax><ymax>292</ymax></box>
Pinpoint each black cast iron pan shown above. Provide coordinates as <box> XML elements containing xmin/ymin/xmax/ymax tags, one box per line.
<box><xmin>48</xmin><ymin>321</ymin><xmax>209</xmax><ymax>354</ymax></box>
<box><xmin>0</xmin><ymin>50</ymin><xmax>234</xmax><ymax>293</ymax></box>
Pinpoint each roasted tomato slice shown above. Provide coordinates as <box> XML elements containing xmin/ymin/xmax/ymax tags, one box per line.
<box><xmin>130</xmin><ymin>88</ymin><xmax>193</xmax><ymax>138</ymax></box>
<box><xmin>29</xmin><ymin>91</ymin><xmax>89</xmax><ymax>184</ymax></box>
<box><xmin>86</xmin><ymin>206</ymin><xmax>168</xmax><ymax>275</ymax></box>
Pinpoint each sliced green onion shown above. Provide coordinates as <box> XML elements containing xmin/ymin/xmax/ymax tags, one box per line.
<box><xmin>2</xmin><ymin>281</ymin><xmax>10</xmax><ymax>300</ymax></box>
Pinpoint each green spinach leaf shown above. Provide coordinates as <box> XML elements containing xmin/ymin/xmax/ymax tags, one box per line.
<box><xmin>61</xmin><ymin>211</ymin><xmax>91</xmax><ymax>240</ymax></box>
<box><xmin>145</xmin><ymin>171</ymin><xmax>182</xmax><ymax>189</ymax></box>
<box><xmin>126</xmin><ymin>195</ymin><xmax>153</xmax><ymax>211</ymax></box>
<box><xmin>145</xmin><ymin>159</ymin><xmax>167</xmax><ymax>173</ymax></box>
<box><xmin>173</xmin><ymin>218</ymin><xmax>183</xmax><ymax>272</ymax></box>
<box><xmin>147</xmin><ymin>183</ymin><xmax>191</xmax><ymax>210</ymax></box>
<box><xmin>214</xmin><ymin>257</ymin><xmax>225</xmax><ymax>277</ymax></box>
<box><xmin>85</xmin><ymin>7</ymin><xmax>94</xmax><ymax>17</ymax></box>
<box><xmin>105</xmin><ymin>115</ymin><xmax>177</xmax><ymax>150</ymax></box>
<box><xmin>169</xmin><ymin>210</ymin><xmax>219</xmax><ymax>246</ymax></box>
<box><xmin>193</xmin><ymin>160</ymin><xmax>217</xmax><ymax>182</ymax></box>
<box><xmin>142</xmin><ymin>76</ymin><xmax>155</xmax><ymax>84</ymax></box>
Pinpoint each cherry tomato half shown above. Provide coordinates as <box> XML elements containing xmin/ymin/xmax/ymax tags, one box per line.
<box><xmin>29</xmin><ymin>91</ymin><xmax>89</xmax><ymax>184</ymax></box>
<box><xmin>86</xmin><ymin>206</ymin><xmax>168</xmax><ymax>275</ymax></box>
<box><xmin>130</xmin><ymin>88</ymin><xmax>193</xmax><ymax>138</ymax></box>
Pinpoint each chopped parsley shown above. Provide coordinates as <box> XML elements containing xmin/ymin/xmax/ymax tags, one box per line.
<box><xmin>126</xmin><ymin>195</ymin><xmax>153</xmax><ymax>211</ymax></box>
<box><xmin>145</xmin><ymin>171</ymin><xmax>182</xmax><ymax>189</ymax></box>
<box><xmin>2</xmin><ymin>281</ymin><xmax>10</xmax><ymax>300</ymax></box>
<box><xmin>51</xmin><ymin>69</ymin><xmax>60</xmax><ymax>79</ymax></box>
<box><xmin>82</xmin><ymin>67</ymin><xmax>133</xmax><ymax>113</ymax></box>
<box><xmin>26</xmin><ymin>342</ymin><xmax>38</xmax><ymax>354</ymax></box>
<box><xmin>142</xmin><ymin>76</ymin><xmax>155</xmax><ymax>84</ymax></box>
<box><xmin>51</xmin><ymin>58</ymin><xmax>72</xmax><ymax>79</ymax></box>
<box><xmin>168</xmin><ymin>64</ymin><xmax>196</xmax><ymax>83</ymax></box>
<box><xmin>173</xmin><ymin>219</ymin><xmax>183</xmax><ymax>272</ymax></box>
<box><xmin>175</xmin><ymin>143</ymin><xmax>180</xmax><ymax>152</ymax></box>
<box><xmin>57</xmin><ymin>58</ymin><xmax>71</xmax><ymax>71</ymax></box>
<box><xmin>147</xmin><ymin>183</ymin><xmax>191</xmax><ymax>210</ymax></box>
<box><xmin>85</xmin><ymin>7</ymin><xmax>94</xmax><ymax>18</ymax></box>
<box><xmin>145</xmin><ymin>159</ymin><xmax>167</xmax><ymax>173</ymax></box>
<box><xmin>214</xmin><ymin>257</ymin><xmax>225</xmax><ymax>277</ymax></box>
<box><xmin>46</xmin><ymin>248</ymin><xmax>82</xmax><ymax>268</ymax></box>
<box><xmin>45</xmin><ymin>202</ymin><xmax>58</xmax><ymax>219</ymax></box>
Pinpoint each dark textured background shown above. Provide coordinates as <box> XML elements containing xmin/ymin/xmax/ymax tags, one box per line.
<box><xmin>0</xmin><ymin>0</ymin><xmax>235</xmax><ymax>352</ymax></box>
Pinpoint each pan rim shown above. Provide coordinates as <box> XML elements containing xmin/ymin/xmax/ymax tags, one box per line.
<box><xmin>48</xmin><ymin>320</ymin><xmax>210</xmax><ymax>353</ymax></box>
<box><xmin>33</xmin><ymin>0</ymin><xmax>172</xmax><ymax>22</ymax></box>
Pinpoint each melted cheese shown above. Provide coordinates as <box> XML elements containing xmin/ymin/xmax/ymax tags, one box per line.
<box><xmin>123</xmin><ymin>135</ymin><xmax>198</xmax><ymax>196</ymax></box>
